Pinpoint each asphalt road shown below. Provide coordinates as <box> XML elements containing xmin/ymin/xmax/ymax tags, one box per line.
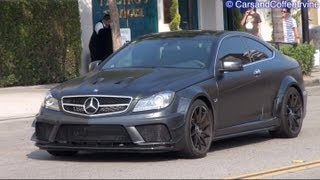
<box><xmin>0</xmin><ymin>86</ymin><xmax>319</xmax><ymax>179</ymax></box>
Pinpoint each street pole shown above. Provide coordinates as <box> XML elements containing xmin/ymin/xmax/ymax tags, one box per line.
<box><xmin>301</xmin><ymin>0</ymin><xmax>310</xmax><ymax>43</ymax></box>
<box><xmin>125</xmin><ymin>0</ymin><xmax>129</xmax><ymax>28</ymax></box>
<box><xmin>227</xmin><ymin>7</ymin><xmax>234</xmax><ymax>30</ymax></box>
<box><xmin>187</xmin><ymin>0</ymin><xmax>193</xmax><ymax>30</ymax></box>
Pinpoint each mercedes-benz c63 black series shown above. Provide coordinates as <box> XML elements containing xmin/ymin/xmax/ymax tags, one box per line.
<box><xmin>32</xmin><ymin>31</ymin><xmax>307</xmax><ymax>158</ymax></box>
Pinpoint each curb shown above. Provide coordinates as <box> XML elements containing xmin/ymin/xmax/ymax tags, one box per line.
<box><xmin>304</xmin><ymin>67</ymin><xmax>320</xmax><ymax>87</ymax></box>
<box><xmin>0</xmin><ymin>115</ymin><xmax>35</xmax><ymax>122</ymax></box>
<box><xmin>0</xmin><ymin>84</ymin><xmax>59</xmax><ymax>91</ymax></box>
<box><xmin>304</xmin><ymin>78</ymin><xmax>320</xmax><ymax>87</ymax></box>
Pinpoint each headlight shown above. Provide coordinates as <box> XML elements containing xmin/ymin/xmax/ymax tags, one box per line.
<box><xmin>133</xmin><ymin>91</ymin><xmax>175</xmax><ymax>112</ymax></box>
<box><xmin>42</xmin><ymin>91</ymin><xmax>60</xmax><ymax>111</ymax></box>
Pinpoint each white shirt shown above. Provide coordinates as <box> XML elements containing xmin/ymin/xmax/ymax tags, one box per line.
<box><xmin>95</xmin><ymin>22</ymin><xmax>104</xmax><ymax>34</ymax></box>
<box><xmin>283</xmin><ymin>16</ymin><xmax>297</xmax><ymax>43</ymax></box>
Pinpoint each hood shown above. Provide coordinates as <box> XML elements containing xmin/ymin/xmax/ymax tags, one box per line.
<box><xmin>52</xmin><ymin>68</ymin><xmax>209</xmax><ymax>98</ymax></box>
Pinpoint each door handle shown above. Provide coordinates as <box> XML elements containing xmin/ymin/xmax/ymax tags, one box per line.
<box><xmin>253</xmin><ymin>69</ymin><xmax>261</xmax><ymax>77</ymax></box>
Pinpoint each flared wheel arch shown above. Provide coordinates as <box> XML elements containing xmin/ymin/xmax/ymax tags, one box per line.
<box><xmin>270</xmin><ymin>86</ymin><xmax>304</xmax><ymax>138</ymax></box>
<box><xmin>272</xmin><ymin>76</ymin><xmax>305</xmax><ymax>118</ymax></box>
<box><xmin>187</xmin><ymin>95</ymin><xmax>216</xmax><ymax>133</ymax></box>
<box><xmin>273</xmin><ymin>87</ymin><xmax>304</xmax><ymax>119</ymax></box>
<box><xmin>179</xmin><ymin>98</ymin><xmax>214</xmax><ymax>158</ymax></box>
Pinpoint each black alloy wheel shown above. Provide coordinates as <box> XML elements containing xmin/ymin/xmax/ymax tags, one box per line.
<box><xmin>270</xmin><ymin>87</ymin><xmax>303</xmax><ymax>138</ymax></box>
<box><xmin>180</xmin><ymin>100</ymin><xmax>213</xmax><ymax>158</ymax></box>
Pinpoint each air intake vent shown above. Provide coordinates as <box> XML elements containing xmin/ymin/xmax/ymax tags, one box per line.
<box><xmin>136</xmin><ymin>124</ymin><xmax>171</xmax><ymax>142</ymax></box>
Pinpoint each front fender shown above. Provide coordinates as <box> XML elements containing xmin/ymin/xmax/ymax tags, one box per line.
<box><xmin>178</xmin><ymin>84</ymin><xmax>217</xmax><ymax>126</ymax></box>
<box><xmin>272</xmin><ymin>75</ymin><xmax>301</xmax><ymax>118</ymax></box>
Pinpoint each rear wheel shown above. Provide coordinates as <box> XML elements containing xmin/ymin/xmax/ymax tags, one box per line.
<box><xmin>270</xmin><ymin>87</ymin><xmax>303</xmax><ymax>138</ymax></box>
<box><xmin>180</xmin><ymin>100</ymin><xmax>213</xmax><ymax>158</ymax></box>
<box><xmin>47</xmin><ymin>150</ymin><xmax>78</xmax><ymax>157</ymax></box>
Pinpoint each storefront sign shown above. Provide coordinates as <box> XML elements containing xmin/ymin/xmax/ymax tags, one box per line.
<box><xmin>92</xmin><ymin>0</ymin><xmax>158</xmax><ymax>39</ymax></box>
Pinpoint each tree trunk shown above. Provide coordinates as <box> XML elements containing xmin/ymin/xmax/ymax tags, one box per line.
<box><xmin>107</xmin><ymin>0</ymin><xmax>122</xmax><ymax>51</ymax></box>
<box><xmin>271</xmin><ymin>0</ymin><xmax>283</xmax><ymax>42</ymax></box>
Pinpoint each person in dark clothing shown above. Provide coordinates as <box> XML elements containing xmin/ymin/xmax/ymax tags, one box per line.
<box><xmin>89</xmin><ymin>13</ymin><xmax>113</xmax><ymax>62</ymax></box>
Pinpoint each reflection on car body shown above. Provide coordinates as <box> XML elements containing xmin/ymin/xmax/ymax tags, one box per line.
<box><xmin>32</xmin><ymin>30</ymin><xmax>307</xmax><ymax>158</ymax></box>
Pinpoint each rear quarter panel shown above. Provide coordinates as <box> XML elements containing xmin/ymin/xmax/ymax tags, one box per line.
<box><xmin>263</xmin><ymin>52</ymin><xmax>305</xmax><ymax>118</ymax></box>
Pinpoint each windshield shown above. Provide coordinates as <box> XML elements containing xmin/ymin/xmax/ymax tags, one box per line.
<box><xmin>101</xmin><ymin>37</ymin><xmax>214</xmax><ymax>70</ymax></box>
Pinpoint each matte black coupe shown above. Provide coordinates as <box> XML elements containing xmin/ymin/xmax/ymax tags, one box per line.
<box><xmin>32</xmin><ymin>31</ymin><xmax>307</xmax><ymax>158</ymax></box>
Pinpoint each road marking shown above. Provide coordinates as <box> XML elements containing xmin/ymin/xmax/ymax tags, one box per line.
<box><xmin>225</xmin><ymin>160</ymin><xmax>320</xmax><ymax>179</ymax></box>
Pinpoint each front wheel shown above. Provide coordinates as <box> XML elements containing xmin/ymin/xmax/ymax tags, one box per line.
<box><xmin>180</xmin><ymin>100</ymin><xmax>213</xmax><ymax>158</ymax></box>
<box><xmin>270</xmin><ymin>87</ymin><xmax>303</xmax><ymax>138</ymax></box>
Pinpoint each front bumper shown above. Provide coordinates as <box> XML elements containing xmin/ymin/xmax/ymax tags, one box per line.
<box><xmin>32</xmin><ymin>109</ymin><xmax>186</xmax><ymax>152</ymax></box>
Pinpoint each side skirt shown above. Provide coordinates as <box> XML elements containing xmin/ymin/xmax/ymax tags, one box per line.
<box><xmin>213</xmin><ymin>117</ymin><xmax>279</xmax><ymax>141</ymax></box>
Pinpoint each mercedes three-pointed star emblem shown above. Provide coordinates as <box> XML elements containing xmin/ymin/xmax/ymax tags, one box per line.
<box><xmin>83</xmin><ymin>97</ymin><xmax>100</xmax><ymax>114</ymax></box>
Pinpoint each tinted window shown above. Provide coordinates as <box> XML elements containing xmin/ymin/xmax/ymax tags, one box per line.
<box><xmin>102</xmin><ymin>38</ymin><xmax>213</xmax><ymax>69</ymax></box>
<box><xmin>218</xmin><ymin>36</ymin><xmax>251</xmax><ymax>65</ymax></box>
<box><xmin>243</xmin><ymin>37</ymin><xmax>273</xmax><ymax>62</ymax></box>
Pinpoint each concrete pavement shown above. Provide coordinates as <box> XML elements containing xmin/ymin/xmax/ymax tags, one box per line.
<box><xmin>304</xmin><ymin>66</ymin><xmax>320</xmax><ymax>87</ymax></box>
<box><xmin>0</xmin><ymin>67</ymin><xmax>319</xmax><ymax>120</ymax></box>
<box><xmin>0</xmin><ymin>84</ymin><xmax>57</xmax><ymax>121</ymax></box>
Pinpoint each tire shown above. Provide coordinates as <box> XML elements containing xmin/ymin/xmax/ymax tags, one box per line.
<box><xmin>180</xmin><ymin>100</ymin><xmax>213</xmax><ymax>158</ymax></box>
<box><xmin>270</xmin><ymin>87</ymin><xmax>303</xmax><ymax>138</ymax></box>
<box><xmin>47</xmin><ymin>150</ymin><xmax>78</xmax><ymax>157</ymax></box>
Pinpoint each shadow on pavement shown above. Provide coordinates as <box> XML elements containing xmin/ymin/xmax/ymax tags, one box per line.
<box><xmin>27</xmin><ymin>132</ymin><xmax>273</xmax><ymax>162</ymax></box>
<box><xmin>27</xmin><ymin>150</ymin><xmax>178</xmax><ymax>162</ymax></box>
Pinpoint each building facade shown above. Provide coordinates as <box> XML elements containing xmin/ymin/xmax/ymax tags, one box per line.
<box><xmin>77</xmin><ymin>0</ymin><xmax>225</xmax><ymax>74</ymax></box>
<box><xmin>78</xmin><ymin>0</ymin><xmax>320</xmax><ymax>73</ymax></box>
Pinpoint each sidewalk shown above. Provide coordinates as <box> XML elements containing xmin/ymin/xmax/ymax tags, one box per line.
<box><xmin>304</xmin><ymin>66</ymin><xmax>320</xmax><ymax>87</ymax></box>
<box><xmin>0</xmin><ymin>84</ymin><xmax>58</xmax><ymax>121</ymax></box>
<box><xmin>0</xmin><ymin>69</ymin><xmax>319</xmax><ymax>121</ymax></box>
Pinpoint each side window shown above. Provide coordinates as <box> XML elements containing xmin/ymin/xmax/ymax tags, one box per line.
<box><xmin>218</xmin><ymin>36</ymin><xmax>251</xmax><ymax>65</ymax></box>
<box><xmin>243</xmin><ymin>37</ymin><xmax>273</xmax><ymax>62</ymax></box>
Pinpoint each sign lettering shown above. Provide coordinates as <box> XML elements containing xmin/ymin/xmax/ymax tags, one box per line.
<box><xmin>93</xmin><ymin>0</ymin><xmax>158</xmax><ymax>39</ymax></box>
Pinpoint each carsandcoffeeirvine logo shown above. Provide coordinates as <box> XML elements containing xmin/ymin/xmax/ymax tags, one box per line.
<box><xmin>225</xmin><ymin>0</ymin><xmax>320</xmax><ymax>9</ymax></box>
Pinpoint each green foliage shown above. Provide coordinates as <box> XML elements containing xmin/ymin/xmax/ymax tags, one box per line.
<box><xmin>292</xmin><ymin>10</ymin><xmax>301</xmax><ymax>27</ymax></box>
<box><xmin>0</xmin><ymin>0</ymin><xmax>81</xmax><ymax>87</ymax></box>
<box><xmin>169</xmin><ymin>0</ymin><xmax>181</xmax><ymax>31</ymax></box>
<box><xmin>280</xmin><ymin>43</ymin><xmax>315</xmax><ymax>75</ymax></box>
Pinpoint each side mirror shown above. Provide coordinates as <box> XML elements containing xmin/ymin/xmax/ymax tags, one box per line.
<box><xmin>219</xmin><ymin>59</ymin><xmax>243</xmax><ymax>72</ymax></box>
<box><xmin>88</xmin><ymin>60</ymin><xmax>101</xmax><ymax>71</ymax></box>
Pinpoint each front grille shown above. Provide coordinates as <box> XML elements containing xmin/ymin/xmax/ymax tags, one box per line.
<box><xmin>136</xmin><ymin>124</ymin><xmax>171</xmax><ymax>142</ymax></box>
<box><xmin>36</xmin><ymin>122</ymin><xmax>54</xmax><ymax>141</ymax></box>
<box><xmin>63</xmin><ymin>97</ymin><xmax>131</xmax><ymax>104</ymax></box>
<box><xmin>62</xmin><ymin>95</ymin><xmax>132</xmax><ymax>116</ymax></box>
<box><xmin>55</xmin><ymin>125</ymin><xmax>132</xmax><ymax>143</ymax></box>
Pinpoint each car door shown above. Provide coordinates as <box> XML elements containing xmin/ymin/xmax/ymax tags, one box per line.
<box><xmin>241</xmin><ymin>36</ymin><xmax>275</xmax><ymax>120</ymax></box>
<box><xmin>215</xmin><ymin>36</ymin><xmax>266</xmax><ymax>133</ymax></box>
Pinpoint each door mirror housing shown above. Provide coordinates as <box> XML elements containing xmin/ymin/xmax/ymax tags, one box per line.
<box><xmin>88</xmin><ymin>60</ymin><xmax>101</xmax><ymax>72</ymax></box>
<box><xmin>219</xmin><ymin>59</ymin><xmax>243</xmax><ymax>72</ymax></box>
